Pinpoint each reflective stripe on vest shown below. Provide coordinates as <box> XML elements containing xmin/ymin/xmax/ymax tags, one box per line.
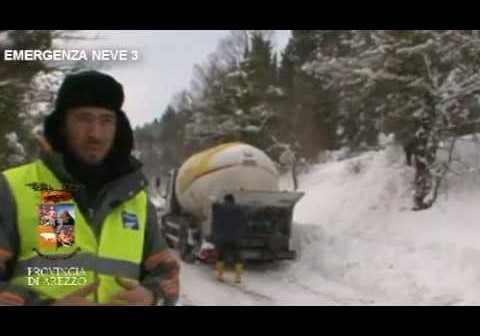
<box><xmin>3</xmin><ymin>160</ymin><xmax>147</xmax><ymax>303</ymax></box>
<box><xmin>13</xmin><ymin>253</ymin><xmax>140</xmax><ymax>279</ymax></box>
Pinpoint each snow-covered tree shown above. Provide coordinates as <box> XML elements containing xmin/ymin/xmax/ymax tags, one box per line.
<box><xmin>5</xmin><ymin>132</ymin><xmax>25</xmax><ymax>166</ymax></box>
<box><xmin>278</xmin><ymin>30</ymin><xmax>346</xmax><ymax>157</ymax></box>
<box><xmin>184</xmin><ymin>31</ymin><xmax>285</xmax><ymax>160</ymax></box>
<box><xmin>304</xmin><ymin>30</ymin><xmax>480</xmax><ymax>209</ymax></box>
<box><xmin>21</xmin><ymin>70</ymin><xmax>65</xmax><ymax>156</ymax></box>
<box><xmin>0</xmin><ymin>30</ymin><xmax>98</xmax><ymax>170</ymax></box>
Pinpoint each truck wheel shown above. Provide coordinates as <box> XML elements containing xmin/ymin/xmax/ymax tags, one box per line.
<box><xmin>178</xmin><ymin>223</ymin><xmax>194</xmax><ymax>263</ymax></box>
<box><xmin>160</xmin><ymin>217</ymin><xmax>175</xmax><ymax>248</ymax></box>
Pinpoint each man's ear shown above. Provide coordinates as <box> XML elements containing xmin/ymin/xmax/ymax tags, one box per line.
<box><xmin>44</xmin><ymin>108</ymin><xmax>68</xmax><ymax>153</ymax></box>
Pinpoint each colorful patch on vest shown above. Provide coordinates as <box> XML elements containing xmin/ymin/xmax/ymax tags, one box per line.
<box><xmin>122</xmin><ymin>211</ymin><xmax>139</xmax><ymax>230</ymax></box>
<box><xmin>41</xmin><ymin>189</ymin><xmax>73</xmax><ymax>203</ymax></box>
<box><xmin>26</xmin><ymin>182</ymin><xmax>78</xmax><ymax>203</ymax></box>
<box><xmin>38</xmin><ymin>204</ymin><xmax>76</xmax><ymax>250</ymax></box>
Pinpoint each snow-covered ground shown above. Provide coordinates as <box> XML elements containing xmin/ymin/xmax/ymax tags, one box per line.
<box><xmin>178</xmin><ymin>137</ymin><xmax>480</xmax><ymax>306</ymax></box>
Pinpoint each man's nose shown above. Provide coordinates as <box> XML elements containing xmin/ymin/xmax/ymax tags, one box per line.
<box><xmin>87</xmin><ymin>120</ymin><xmax>104</xmax><ymax>139</ymax></box>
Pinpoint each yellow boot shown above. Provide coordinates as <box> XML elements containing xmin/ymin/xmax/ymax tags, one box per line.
<box><xmin>216</xmin><ymin>261</ymin><xmax>225</xmax><ymax>282</ymax></box>
<box><xmin>234</xmin><ymin>263</ymin><xmax>244</xmax><ymax>283</ymax></box>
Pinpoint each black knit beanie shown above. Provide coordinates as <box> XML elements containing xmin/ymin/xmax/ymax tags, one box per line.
<box><xmin>43</xmin><ymin>71</ymin><xmax>136</xmax><ymax>183</ymax></box>
<box><xmin>44</xmin><ymin>70</ymin><xmax>134</xmax><ymax>158</ymax></box>
<box><xmin>55</xmin><ymin>70</ymin><xmax>124</xmax><ymax>112</ymax></box>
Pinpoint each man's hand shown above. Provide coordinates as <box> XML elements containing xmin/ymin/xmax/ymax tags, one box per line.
<box><xmin>159</xmin><ymin>278</ymin><xmax>179</xmax><ymax>305</ymax></box>
<box><xmin>111</xmin><ymin>276</ymin><xmax>155</xmax><ymax>306</ymax></box>
<box><xmin>0</xmin><ymin>292</ymin><xmax>25</xmax><ymax>306</ymax></box>
<box><xmin>52</xmin><ymin>280</ymin><xmax>99</xmax><ymax>306</ymax></box>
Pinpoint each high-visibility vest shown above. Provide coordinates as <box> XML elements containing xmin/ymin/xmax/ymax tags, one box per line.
<box><xmin>3</xmin><ymin>160</ymin><xmax>147</xmax><ymax>303</ymax></box>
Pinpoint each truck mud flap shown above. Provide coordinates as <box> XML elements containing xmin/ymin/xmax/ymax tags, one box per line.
<box><xmin>240</xmin><ymin>249</ymin><xmax>297</xmax><ymax>261</ymax></box>
<box><xmin>277</xmin><ymin>250</ymin><xmax>296</xmax><ymax>260</ymax></box>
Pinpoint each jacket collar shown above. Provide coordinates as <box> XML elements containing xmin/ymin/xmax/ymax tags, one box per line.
<box><xmin>39</xmin><ymin>152</ymin><xmax>148</xmax><ymax>202</ymax></box>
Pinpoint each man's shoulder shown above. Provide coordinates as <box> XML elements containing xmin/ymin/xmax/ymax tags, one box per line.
<box><xmin>231</xmin><ymin>203</ymin><xmax>243</xmax><ymax>211</ymax></box>
<box><xmin>222</xmin><ymin>203</ymin><xmax>243</xmax><ymax>215</ymax></box>
<box><xmin>1</xmin><ymin>160</ymin><xmax>40</xmax><ymax>178</ymax></box>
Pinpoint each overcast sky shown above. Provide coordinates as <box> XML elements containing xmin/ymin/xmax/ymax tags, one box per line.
<box><xmin>65</xmin><ymin>30</ymin><xmax>291</xmax><ymax>128</ymax></box>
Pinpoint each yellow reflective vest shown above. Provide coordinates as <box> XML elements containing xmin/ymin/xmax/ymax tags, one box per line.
<box><xmin>3</xmin><ymin>160</ymin><xmax>147</xmax><ymax>303</ymax></box>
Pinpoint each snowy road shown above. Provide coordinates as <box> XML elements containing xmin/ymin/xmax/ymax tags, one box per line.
<box><xmin>178</xmin><ymin>224</ymin><xmax>380</xmax><ymax>306</ymax></box>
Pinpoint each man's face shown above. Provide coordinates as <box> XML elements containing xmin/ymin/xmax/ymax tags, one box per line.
<box><xmin>65</xmin><ymin>107</ymin><xmax>117</xmax><ymax>166</ymax></box>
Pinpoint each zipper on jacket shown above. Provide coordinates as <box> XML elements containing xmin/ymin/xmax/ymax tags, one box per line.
<box><xmin>86</xmin><ymin>207</ymin><xmax>98</xmax><ymax>303</ymax></box>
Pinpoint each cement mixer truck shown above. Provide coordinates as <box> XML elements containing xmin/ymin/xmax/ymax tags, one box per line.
<box><xmin>160</xmin><ymin>142</ymin><xmax>304</xmax><ymax>263</ymax></box>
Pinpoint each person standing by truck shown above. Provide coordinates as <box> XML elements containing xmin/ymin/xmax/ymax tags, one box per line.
<box><xmin>212</xmin><ymin>194</ymin><xmax>246</xmax><ymax>283</ymax></box>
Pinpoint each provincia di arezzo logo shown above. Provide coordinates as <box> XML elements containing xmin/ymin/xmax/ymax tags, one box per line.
<box><xmin>2</xmin><ymin>49</ymin><xmax>139</xmax><ymax>61</ymax></box>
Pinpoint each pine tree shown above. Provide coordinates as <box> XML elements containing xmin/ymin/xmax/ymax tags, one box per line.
<box><xmin>183</xmin><ymin>31</ymin><xmax>283</xmax><ymax>158</ymax></box>
<box><xmin>278</xmin><ymin>30</ymin><xmax>340</xmax><ymax>158</ymax></box>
